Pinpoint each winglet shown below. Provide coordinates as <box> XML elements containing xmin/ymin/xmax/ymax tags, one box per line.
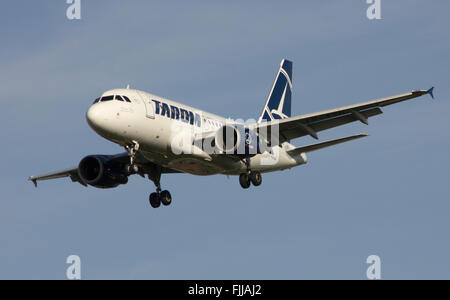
<box><xmin>29</xmin><ymin>177</ymin><xmax>37</xmax><ymax>188</ymax></box>
<box><xmin>427</xmin><ymin>87</ymin><xmax>435</xmax><ymax>99</ymax></box>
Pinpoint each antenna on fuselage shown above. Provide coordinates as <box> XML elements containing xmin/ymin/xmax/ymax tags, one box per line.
<box><xmin>126</xmin><ymin>84</ymin><xmax>130</xmax><ymax>89</ymax></box>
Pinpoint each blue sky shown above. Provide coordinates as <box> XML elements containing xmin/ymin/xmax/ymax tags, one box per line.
<box><xmin>1</xmin><ymin>0</ymin><xmax>449</xmax><ymax>279</ymax></box>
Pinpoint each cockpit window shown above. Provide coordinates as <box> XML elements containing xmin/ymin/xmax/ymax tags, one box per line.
<box><xmin>96</xmin><ymin>95</ymin><xmax>131</xmax><ymax>103</ymax></box>
<box><xmin>101</xmin><ymin>95</ymin><xmax>114</xmax><ymax>102</ymax></box>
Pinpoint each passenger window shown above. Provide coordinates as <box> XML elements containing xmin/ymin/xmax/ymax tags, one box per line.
<box><xmin>115</xmin><ymin>95</ymin><xmax>124</xmax><ymax>101</ymax></box>
<box><xmin>101</xmin><ymin>95</ymin><xmax>114</xmax><ymax>101</ymax></box>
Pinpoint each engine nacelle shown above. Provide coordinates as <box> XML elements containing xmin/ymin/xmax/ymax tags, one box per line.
<box><xmin>214</xmin><ymin>124</ymin><xmax>262</xmax><ymax>156</ymax></box>
<box><xmin>78</xmin><ymin>155</ymin><xmax>128</xmax><ymax>189</ymax></box>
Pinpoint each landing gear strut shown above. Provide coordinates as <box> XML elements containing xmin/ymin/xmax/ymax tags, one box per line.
<box><xmin>125</xmin><ymin>140</ymin><xmax>140</xmax><ymax>174</ymax></box>
<box><xmin>147</xmin><ymin>165</ymin><xmax>172</xmax><ymax>208</ymax></box>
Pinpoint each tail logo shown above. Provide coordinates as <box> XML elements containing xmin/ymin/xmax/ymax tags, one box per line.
<box><xmin>258</xmin><ymin>59</ymin><xmax>293</xmax><ymax>122</ymax></box>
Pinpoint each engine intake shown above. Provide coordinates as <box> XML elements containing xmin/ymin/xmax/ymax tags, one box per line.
<box><xmin>214</xmin><ymin>124</ymin><xmax>262</xmax><ymax>156</ymax></box>
<box><xmin>215</xmin><ymin>125</ymin><xmax>240</xmax><ymax>153</ymax></box>
<box><xmin>78</xmin><ymin>155</ymin><xmax>128</xmax><ymax>188</ymax></box>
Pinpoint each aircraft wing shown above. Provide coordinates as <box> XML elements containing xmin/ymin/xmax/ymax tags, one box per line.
<box><xmin>29</xmin><ymin>167</ymin><xmax>84</xmax><ymax>187</ymax></box>
<box><xmin>29</xmin><ymin>152</ymin><xmax>181</xmax><ymax>187</ymax></box>
<box><xmin>255</xmin><ymin>88</ymin><xmax>434</xmax><ymax>144</ymax></box>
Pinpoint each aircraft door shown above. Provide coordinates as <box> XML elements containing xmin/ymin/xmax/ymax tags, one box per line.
<box><xmin>137</xmin><ymin>91</ymin><xmax>155</xmax><ymax>119</ymax></box>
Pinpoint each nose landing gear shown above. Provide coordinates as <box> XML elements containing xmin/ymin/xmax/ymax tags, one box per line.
<box><xmin>123</xmin><ymin>142</ymin><xmax>173</xmax><ymax>208</ymax></box>
<box><xmin>125</xmin><ymin>140</ymin><xmax>140</xmax><ymax>174</ymax></box>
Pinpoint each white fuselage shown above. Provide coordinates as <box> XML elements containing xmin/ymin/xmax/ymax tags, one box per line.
<box><xmin>86</xmin><ymin>89</ymin><xmax>307</xmax><ymax>176</ymax></box>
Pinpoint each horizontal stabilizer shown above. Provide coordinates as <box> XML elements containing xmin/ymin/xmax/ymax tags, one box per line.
<box><xmin>287</xmin><ymin>134</ymin><xmax>368</xmax><ymax>156</ymax></box>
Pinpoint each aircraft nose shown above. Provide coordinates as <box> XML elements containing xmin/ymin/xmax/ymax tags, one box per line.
<box><xmin>86</xmin><ymin>104</ymin><xmax>108</xmax><ymax>131</ymax></box>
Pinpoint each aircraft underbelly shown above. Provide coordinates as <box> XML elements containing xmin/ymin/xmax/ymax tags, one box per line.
<box><xmin>168</xmin><ymin>158</ymin><xmax>222</xmax><ymax>175</ymax></box>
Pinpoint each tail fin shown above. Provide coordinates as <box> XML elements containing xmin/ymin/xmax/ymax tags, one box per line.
<box><xmin>258</xmin><ymin>59</ymin><xmax>293</xmax><ymax>123</ymax></box>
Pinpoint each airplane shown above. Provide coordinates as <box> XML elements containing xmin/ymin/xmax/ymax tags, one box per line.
<box><xmin>29</xmin><ymin>59</ymin><xmax>435</xmax><ymax>208</ymax></box>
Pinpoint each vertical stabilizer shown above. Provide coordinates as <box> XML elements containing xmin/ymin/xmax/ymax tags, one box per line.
<box><xmin>258</xmin><ymin>59</ymin><xmax>293</xmax><ymax>123</ymax></box>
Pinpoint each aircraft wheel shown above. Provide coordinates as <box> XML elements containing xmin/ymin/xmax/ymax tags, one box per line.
<box><xmin>239</xmin><ymin>173</ymin><xmax>251</xmax><ymax>189</ymax></box>
<box><xmin>250</xmin><ymin>171</ymin><xmax>262</xmax><ymax>186</ymax></box>
<box><xmin>160</xmin><ymin>190</ymin><xmax>172</xmax><ymax>206</ymax></box>
<box><xmin>149</xmin><ymin>192</ymin><xmax>161</xmax><ymax>208</ymax></box>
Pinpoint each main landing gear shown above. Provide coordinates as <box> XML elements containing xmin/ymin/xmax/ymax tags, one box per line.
<box><xmin>239</xmin><ymin>156</ymin><xmax>262</xmax><ymax>189</ymax></box>
<box><xmin>147</xmin><ymin>165</ymin><xmax>172</xmax><ymax>208</ymax></box>
<box><xmin>239</xmin><ymin>171</ymin><xmax>262</xmax><ymax>189</ymax></box>
<box><xmin>149</xmin><ymin>190</ymin><xmax>172</xmax><ymax>208</ymax></box>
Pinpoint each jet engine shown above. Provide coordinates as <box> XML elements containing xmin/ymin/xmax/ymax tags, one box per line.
<box><xmin>214</xmin><ymin>124</ymin><xmax>262</xmax><ymax>156</ymax></box>
<box><xmin>78</xmin><ymin>155</ymin><xmax>128</xmax><ymax>188</ymax></box>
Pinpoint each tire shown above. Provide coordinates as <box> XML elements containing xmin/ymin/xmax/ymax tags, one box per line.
<box><xmin>160</xmin><ymin>190</ymin><xmax>172</xmax><ymax>206</ymax></box>
<box><xmin>250</xmin><ymin>171</ymin><xmax>262</xmax><ymax>186</ymax></box>
<box><xmin>239</xmin><ymin>173</ymin><xmax>251</xmax><ymax>189</ymax></box>
<box><xmin>149</xmin><ymin>193</ymin><xmax>161</xmax><ymax>208</ymax></box>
